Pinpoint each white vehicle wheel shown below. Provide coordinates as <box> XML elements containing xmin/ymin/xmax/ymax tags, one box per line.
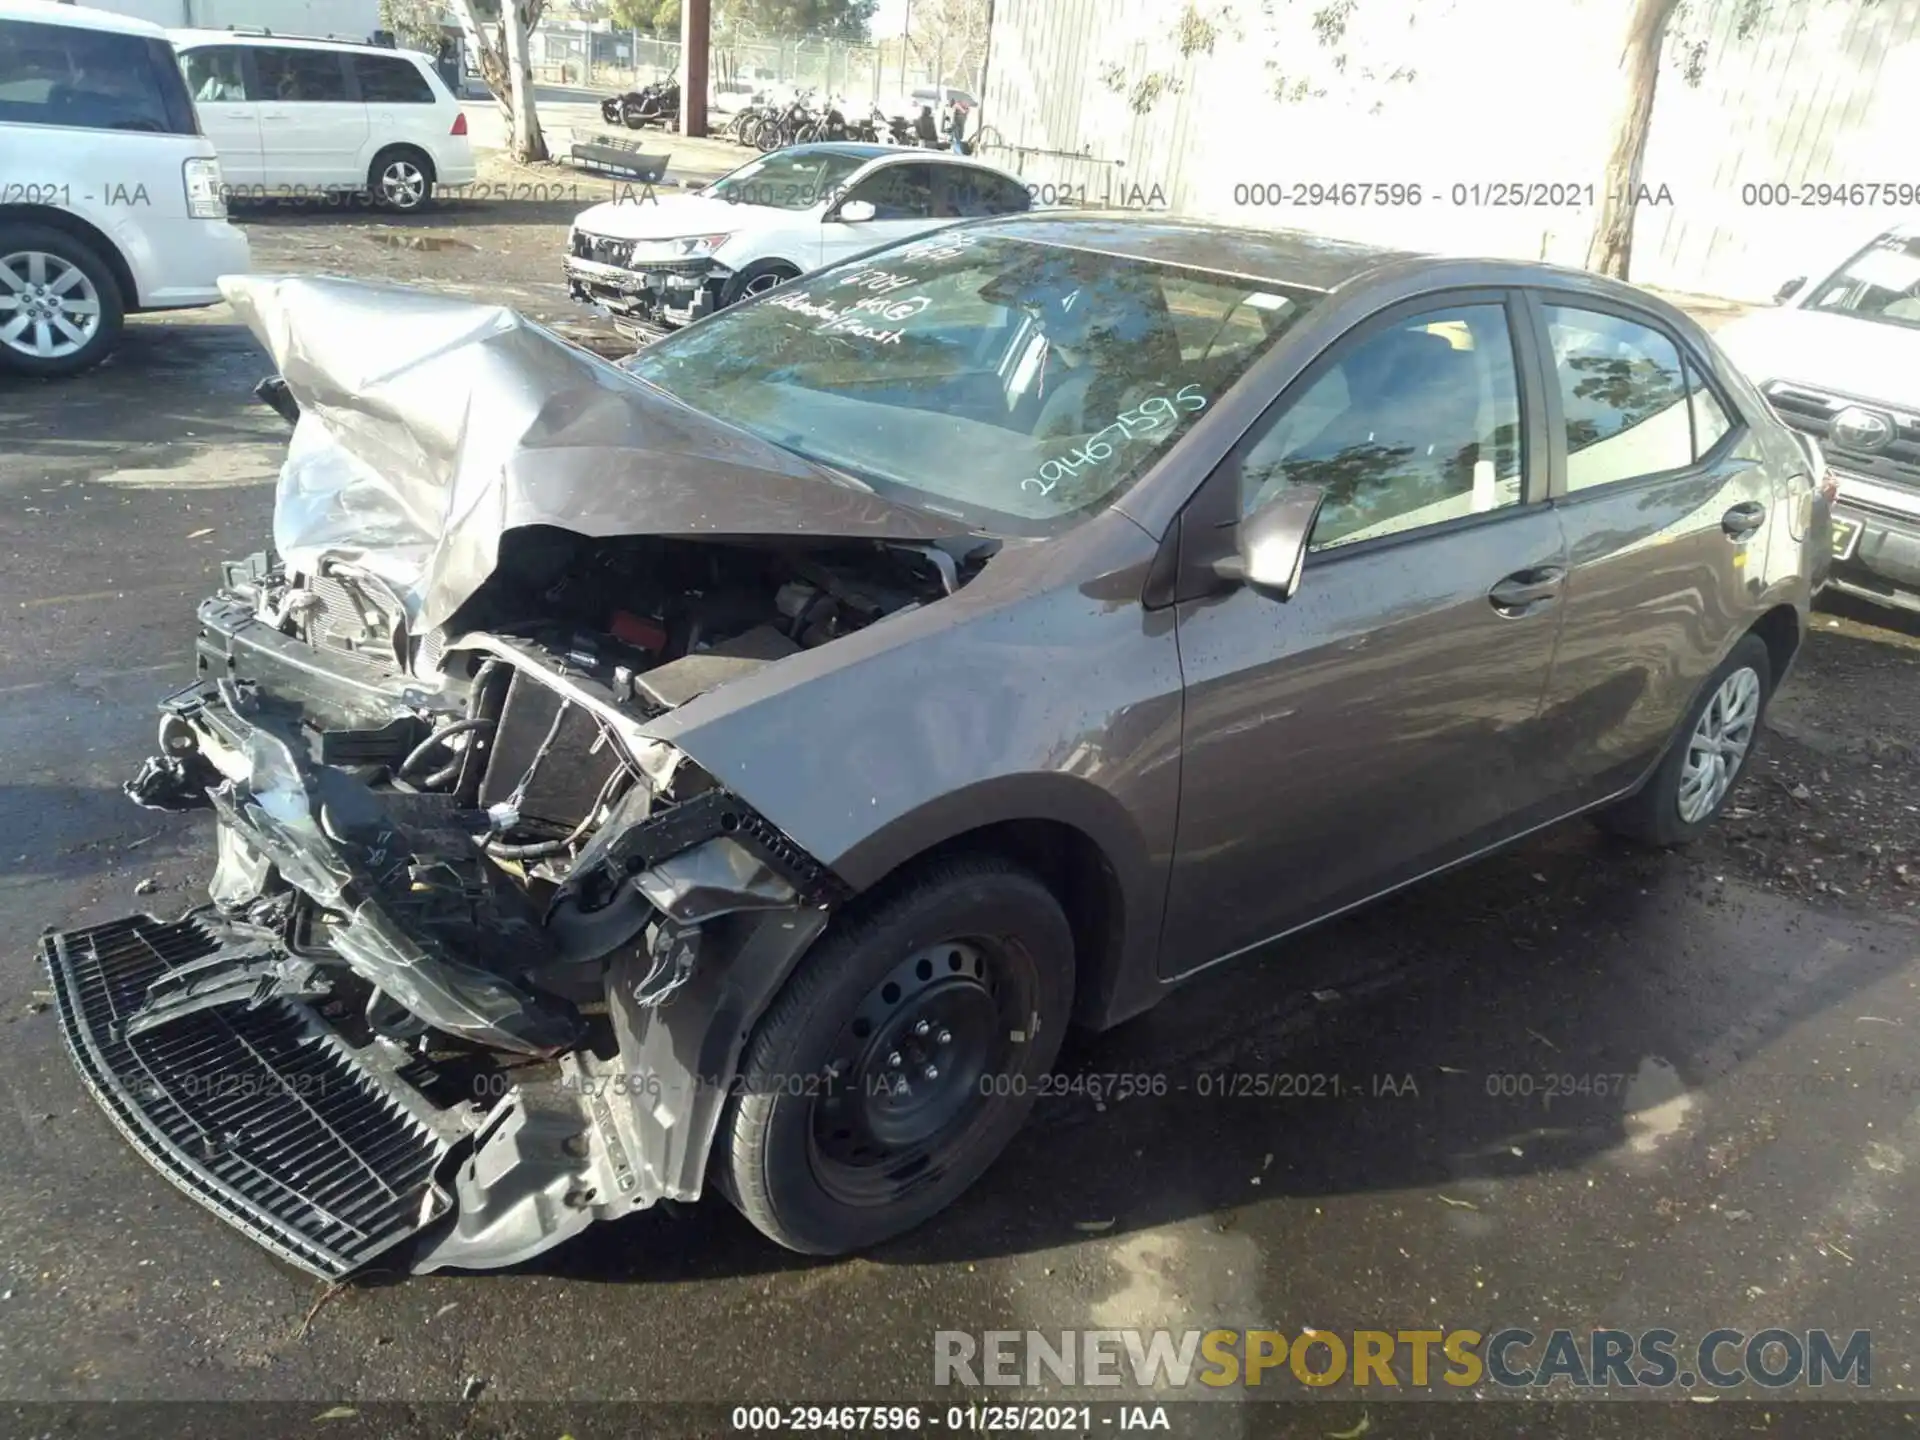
<box><xmin>0</xmin><ymin>227</ymin><xmax>124</xmax><ymax>377</ymax></box>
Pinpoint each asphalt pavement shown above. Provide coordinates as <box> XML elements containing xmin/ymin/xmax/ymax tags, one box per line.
<box><xmin>0</xmin><ymin>203</ymin><xmax>1918</xmax><ymax>1439</ymax></box>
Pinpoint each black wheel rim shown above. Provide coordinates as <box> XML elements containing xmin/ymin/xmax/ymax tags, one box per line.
<box><xmin>807</xmin><ymin>936</ymin><xmax>1035</xmax><ymax>1208</ymax></box>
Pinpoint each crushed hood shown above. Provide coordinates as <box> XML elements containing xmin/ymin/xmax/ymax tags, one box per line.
<box><xmin>571</xmin><ymin>193</ymin><xmax>756</xmax><ymax>241</ymax></box>
<box><xmin>220</xmin><ymin>274</ymin><xmax>967</xmax><ymax>633</ymax></box>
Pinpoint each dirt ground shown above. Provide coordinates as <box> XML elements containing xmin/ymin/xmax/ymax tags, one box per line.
<box><xmin>1707</xmin><ymin>595</ymin><xmax>1920</xmax><ymax>915</ymax></box>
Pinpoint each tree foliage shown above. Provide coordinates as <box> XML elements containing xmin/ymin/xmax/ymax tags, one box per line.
<box><xmin>608</xmin><ymin>0</ymin><xmax>682</xmax><ymax>30</ymax></box>
<box><xmin>379</xmin><ymin>0</ymin><xmax>447</xmax><ymax>53</ymax></box>
<box><xmin>714</xmin><ymin>0</ymin><xmax>879</xmax><ymax>42</ymax></box>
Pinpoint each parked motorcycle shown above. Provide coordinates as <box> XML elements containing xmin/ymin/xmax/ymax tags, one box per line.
<box><xmin>601</xmin><ymin>78</ymin><xmax>680</xmax><ymax>130</ymax></box>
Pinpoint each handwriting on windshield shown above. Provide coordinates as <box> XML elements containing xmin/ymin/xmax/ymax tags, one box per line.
<box><xmin>1019</xmin><ymin>387</ymin><xmax>1208</xmax><ymax>498</ymax></box>
<box><xmin>765</xmin><ymin>288</ymin><xmax>933</xmax><ymax>344</ymax></box>
<box><xmin>832</xmin><ymin>264</ymin><xmax>918</xmax><ymax>295</ymax></box>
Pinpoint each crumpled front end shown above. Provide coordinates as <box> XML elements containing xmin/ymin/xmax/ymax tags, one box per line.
<box><xmin>44</xmin><ymin>571</ymin><xmax>853</xmax><ymax>1276</ymax></box>
<box><xmin>41</xmin><ymin>275</ymin><xmax>978</xmax><ymax>1278</ymax></box>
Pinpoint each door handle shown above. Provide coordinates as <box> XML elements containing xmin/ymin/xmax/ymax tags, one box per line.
<box><xmin>1722</xmin><ymin>501</ymin><xmax>1766</xmax><ymax>538</ymax></box>
<box><xmin>1488</xmin><ymin>565</ymin><xmax>1565</xmax><ymax>615</ymax></box>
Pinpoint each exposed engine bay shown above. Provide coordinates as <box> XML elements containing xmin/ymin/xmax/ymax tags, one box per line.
<box><xmin>50</xmin><ymin>530</ymin><xmax>978</xmax><ymax>1279</ymax></box>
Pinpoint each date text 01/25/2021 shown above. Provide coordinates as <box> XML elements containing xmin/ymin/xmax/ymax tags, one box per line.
<box><xmin>1228</xmin><ymin>181</ymin><xmax>1678</xmax><ymax>208</ymax></box>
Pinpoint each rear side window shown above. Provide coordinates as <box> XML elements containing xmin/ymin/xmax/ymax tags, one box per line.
<box><xmin>253</xmin><ymin>46</ymin><xmax>349</xmax><ymax>102</ymax></box>
<box><xmin>0</xmin><ymin>18</ymin><xmax>197</xmax><ymax>134</ymax></box>
<box><xmin>939</xmin><ymin>167</ymin><xmax>1029</xmax><ymax>218</ymax></box>
<box><xmin>1685</xmin><ymin>360</ymin><xmax>1733</xmax><ymax>456</ymax></box>
<box><xmin>353</xmin><ymin>53</ymin><xmax>434</xmax><ymax>103</ymax></box>
<box><xmin>1545</xmin><ymin>305</ymin><xmax>1696</xmax><ymax>490</ymax></box>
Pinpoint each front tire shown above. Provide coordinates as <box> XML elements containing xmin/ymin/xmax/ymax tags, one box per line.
<box><xmin>0</xmin><ymin>224</ymin><xmax>124</xmax><ymax>377</ymax></box>
<box><xmin>719</xmin><ymin>259</ymin><xmax>800</xmax><ymax>307</ymax></box>
<box><xmin>1596</xmin><ymin>633</ymin><xmax>1772</xmax><ymax>847</ymax></box>
<box><xmin>719</xmin><ymin>855</ymin><xmax>1075</xmax><ymax>1255</ymax></box>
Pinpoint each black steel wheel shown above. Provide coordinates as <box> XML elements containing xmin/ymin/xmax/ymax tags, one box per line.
<box><xmin>718</xmin><ymin>854</ymin><xmax>1074</xmax><ymax>1254</ymax></box>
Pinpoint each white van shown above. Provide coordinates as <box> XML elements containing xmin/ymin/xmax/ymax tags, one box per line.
<box><xmin>171</xmin><ymin>30</ymin><xmax>476</xmax><ymax>211</ymax></box>
<box><xmin>0</xmin><ymin>0</ymin><xmax>249</xmax><ymax>375</ymax></box>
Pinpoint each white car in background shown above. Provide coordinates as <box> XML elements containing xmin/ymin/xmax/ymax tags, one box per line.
<box><xmin>1717</xmin><ymin>224</ymin><xmax>1920</xmax><ymax>615</ymax></box>
<box><xmin>564</xmin><ymin>143</ymin><xmax>1030</xmax><ymax>334</ymax></box>
<box><xmin>0</xmin><ymin>0</ymin><xmax>250</xmax><ymax>375</ymax></box>
<box><xmin>171</xmin><ymin>29</ymin><xmax>476</xmax><ymax>211</ymax></box>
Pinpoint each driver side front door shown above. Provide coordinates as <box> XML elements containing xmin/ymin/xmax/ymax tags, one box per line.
<box><xmin>818</xmin><ymin>163</ymin><xmax>941</xmax><ymax>267</ymax></box>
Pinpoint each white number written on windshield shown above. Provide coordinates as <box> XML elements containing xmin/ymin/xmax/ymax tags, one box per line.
<box><xmin>1020</xmin><ymin>385</ymin><xmax>1208</xmax><ymax>497</ymax></box>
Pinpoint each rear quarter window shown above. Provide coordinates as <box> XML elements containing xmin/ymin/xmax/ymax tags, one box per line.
<box><xmin>353</xmin><ymin>53</ymin><xmax>435</xmax><ymax>103</ymax></box>
<box><xmin>0</xmin><ymin>18</ymin><xmax>197</xmax><ymax>135</ymax></box>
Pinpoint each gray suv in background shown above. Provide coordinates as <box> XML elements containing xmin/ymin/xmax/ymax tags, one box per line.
<box><xmin>42</xmin><ymin>217</ymin><xmax>1827</xmax><ymax>1281</ymax></box>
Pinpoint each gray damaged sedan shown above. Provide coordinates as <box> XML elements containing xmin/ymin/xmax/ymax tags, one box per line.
<box><xmin>43</xmin><ymin>216</ymin><xmax>1831</xmax><ymax>1278</ymax></box>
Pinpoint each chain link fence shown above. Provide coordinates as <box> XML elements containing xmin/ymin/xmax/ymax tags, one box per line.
<box><xmin>529</xmin><ymin>23</ymin><xmax>961</xmax><ymax>113</ymax></box>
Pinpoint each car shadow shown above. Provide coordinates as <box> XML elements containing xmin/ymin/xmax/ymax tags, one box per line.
<box><xmin>520</xmin><ymin>816</ymin><xmax>1913</xmax><ymax>1285</ymax></box>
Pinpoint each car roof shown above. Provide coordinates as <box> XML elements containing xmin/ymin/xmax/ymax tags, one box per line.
<box><xmin>0</xmin><ymin>0</ymin><xmax>168</xmax><ymax>37</ymax></box>
<box><xmin>779</xmin><ymin>142</ymin><xmax>897</xmax><ymax>162</ymax></box>
<box><xmin>170</xmin><ymin>27</ymin><xmax>397</xmax><ymax>53</ymax></box>
<box><xmin>948</xmin><ymin>213</ymin><xmax>1701</xmax><ymax>308</ymax></box>
<box><xmin>953</xmin><ymin>214</ymin><xmax>1425</xmax><ymax>290</ymax></box>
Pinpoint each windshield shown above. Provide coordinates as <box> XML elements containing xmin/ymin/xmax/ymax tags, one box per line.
<box><xmin>705</xmin><ymin>149</ymin><xmax>872</xmax><ymax>210</ymax></box>
<box><xmin>1805</xmin><ymin>232</ymin><xmax>1920</xmax><ymax>331</ymax></box>
<box><xmin>623</xmin><ymin>231</ymin><xmax>1320</xmax><ymax>534</ymax></box>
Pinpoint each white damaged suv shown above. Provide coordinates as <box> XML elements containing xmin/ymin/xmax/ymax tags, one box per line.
<box><xmin>1716</xmin><ymin>224</ymin><xmax>1920</xmax><ymax>615</ymax></box>
<box><xmin>0</xmin><ymin>0</ymin><xmax>250</xmax><ymax>375</ymax></box>
<box><xmin>565</xmin><ymin>143</ymin><xmax>1030</xmax><ymax>335</ymax></box>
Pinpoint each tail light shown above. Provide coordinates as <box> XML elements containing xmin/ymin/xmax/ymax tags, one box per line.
<box><xmin>450</xmin><ymin>111</ymin><xmax>468</xmax><ymax>136</ymax></box>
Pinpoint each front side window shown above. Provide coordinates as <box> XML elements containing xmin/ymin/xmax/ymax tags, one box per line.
<box><xmin>179</xmin><ymin>46</ymin><xmax>245</xmax><ymax>104</ymax></box>
<box><xmin>252</xmin><ymin>47</ymin><xmax>349</xmax><ymax>103</ymax></box>
<box><xmin>1240</xmin><ymin>304</ymin><xmax>1525</xmax><ymax>550</ymax></box>
<box><xmin>1806</xmin><ymin>232</ymin><xmax>1920</xmax><ymax>330</ymax></box>
<box><xmin>353</xmin><ymin>53</ymin><xmax>434</xmax><ymax>103</ymax></box>
<box><xmin>623</xmin><ymin>231</ymin><xmax>1320</xmax><ymax>534</ymax></box>
<box><xmin>0</xmin><ymin>19</ymin><xmax>195</xmax><ymax>134</ymax></box>
<box><xmin>845</xmin><ymin>164</ymin><xmax>936</xmax><ymax>220</ymax></box>
<box><xmin>1546</xmin><ymin>305</ymin><xmax>1693</xmax><ymax>490</ymax></box>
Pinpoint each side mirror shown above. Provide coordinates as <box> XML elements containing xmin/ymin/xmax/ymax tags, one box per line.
<box><xmin>1774</xmin><ymin>275</ymin><xmax>1806</xmax><ymax>304</ymax></box>
<box><xmin>1213</xmin><ymin>484</ymin><xmax>1325</xmax><ymax>599</ymax></box>
<box><xmin>836</xmin><ymin>199</ymin><xmax>876</xmax><ymax>223</ymax></box>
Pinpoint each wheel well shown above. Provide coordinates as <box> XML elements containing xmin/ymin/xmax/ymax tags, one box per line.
<box><xmin>370</xmin><ymin>144</ymin><xmax>436</xmax><ymax>183</ymax></box>
<box><xmin>876</xmin><ymin>819</ymin><xmax>1125</xmax><ymax>1028</ymax></box>
<box><xmin>1749</xmin><ymin>603</ymin><xmax>1802</xmax><ymax>686</ymax></box>
<box><xmin>0</xmin><ymin>205</ymin><xmax>139</xmax><ymax>311</ymax></box>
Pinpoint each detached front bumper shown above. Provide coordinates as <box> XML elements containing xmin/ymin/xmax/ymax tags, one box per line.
<box><xmin>42</xmin><ymin>584</ymin><xmax>844</xmax><ymax>1277</ymax></box>
<box><xmin>564</xmin><ymin>254</ymin><xmax>724</xmax><ymax>332</ymax></box>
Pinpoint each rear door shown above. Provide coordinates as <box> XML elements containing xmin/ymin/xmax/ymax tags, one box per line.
<box><xmin>177</xmin><ymin>44</ymin><xmax>261</xmax><ymax>186</ymax></box>
<box><xmin>249</xmin><ymin>45</ymin><xmax>367</xmax><ymax>190</ymax></box>
<box><xmin>934</xmin><ymin>164</ymin><xmax>1031</xmax><ymax>219</ymax></box>
<box><xmin>1162</xmin><ymin>292</ymin><xmax>1570</xmax><ymax>974</ymax></box>
<box><xmin>1524</xmin><ymin>292</ymin><xmax>1770</xmax><ymax>804</ymax></box>
<box><xmin>819</xmin><ymin>162</ymin><xmax>940</xmax><ymax>266</ymax></box>
<box><xmin>350</xmin><ymin>51</ymin><xmax>436</xmax><ymax>166</ymax></box>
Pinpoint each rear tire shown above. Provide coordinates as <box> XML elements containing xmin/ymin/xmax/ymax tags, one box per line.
<box><xmin>1595</xmin><ymin>633</ymin><xmax>1772</xmax><ymax>848</ymax></box>
<box><xmin>368</xmin><ymin>147</ymin><xmax>435</xmax><ymax>212</ymax></box>
<box><xmin>0</xmin><ymin>223</ymin><xmax>124</xmax><ymax>377</ymax></box>
<box><xmin>718</xmin><ymin>854</ymin><xmax>1075</xmax><ymax>1255</ymax></box>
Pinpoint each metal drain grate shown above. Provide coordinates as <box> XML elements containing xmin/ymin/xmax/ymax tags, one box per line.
<box><xmin>43</xmin><ymin>914</ymin><xmax>453</xmax><ymax>1278</ymax></box>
